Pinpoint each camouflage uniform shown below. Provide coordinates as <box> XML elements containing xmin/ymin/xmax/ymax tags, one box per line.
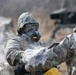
<box><xmin>24</xmin><ymin>33</ymin><xmax>76</xmax><ymax>75</ymax></box>
<box><xmin>5</xmin><ymin>12</ymin><xmax>76</xmax><ymax>75</ymax></box>
<box><xmin>5</xmin><ymin>12</ymin><xmax>55</xmax><ymax>75</ymax></box>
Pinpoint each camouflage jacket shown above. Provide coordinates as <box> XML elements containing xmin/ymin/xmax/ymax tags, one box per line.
<box><xmin>5</xmin><ymin>33</ymin><xmax>76</xmax><ymax>75</ymax></box>
<box><xmin>5</xmin><ymin>34</ymin><xmax>55</xmax><ymax>74</ymax></box>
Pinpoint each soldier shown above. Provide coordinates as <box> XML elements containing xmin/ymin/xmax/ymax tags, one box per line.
<box><xmin>5</xmin><ymin>12</ymin><xmax>76</xmax><ymax>75</ymax></box>
<box><xmin>5</xmin><ymin>12</ymin><xmax>56</xmax><ymax>75</ymax></box>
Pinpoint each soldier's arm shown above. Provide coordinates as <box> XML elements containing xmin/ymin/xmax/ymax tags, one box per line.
<box><xmin>25</xmin><ymin>33</ymin><xmax>76</xmax><ymax>72</ymax></box>
<box><xmin>5</xmin><ymin>39</ymin><xmax>24</xmax><ymax>66</ymax></box>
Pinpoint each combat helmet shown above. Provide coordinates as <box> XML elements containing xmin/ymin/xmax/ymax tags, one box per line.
<box><xmin>17</xmin><ymin>12</ymin><xmax>39</xmax><ymax>34</ymax></box>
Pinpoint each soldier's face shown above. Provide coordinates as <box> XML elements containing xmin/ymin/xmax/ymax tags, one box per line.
<box><xmin>23</xmin><ymin>24</ymin><xmax>39</xmax><ymax>32</ymax></box>
<box><xmin>22</xmin><ymin>24</ymin><xmax>41</xmax><ymax>42</ymax></box>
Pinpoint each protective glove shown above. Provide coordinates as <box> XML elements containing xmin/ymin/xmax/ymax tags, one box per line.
<box><xmin>22</xmin><ymin>47</ymin><xmax>47</xmax><ymax>72</ymax></box>
<box><xmin>21</xmin><ymin>48</ymin><xmax>35</xmax><ymax>63</ymax></box>
<box><xmin>25</xmin><ymin>48</ymin><xmax>48</xmax><ymax>72</ymax></box>
<box><xmin>22</xmin><ymin>47</ymin><xmax>46</xmax><ymax>63</ymax></box>
<box><xmin>14</xmin><ymin>64</ymin><xmax>30</xmax><ymax>75</ymax></box>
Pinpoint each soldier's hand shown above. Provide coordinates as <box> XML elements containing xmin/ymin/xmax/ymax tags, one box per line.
<box><xmin>21</xmin><ymin>48</ymin><xmax>35</xmax><ymax>63</ymax></box>
<box><xmin>14</xmin><ymin>65</ymin><xmax>30</xmax><ymax>75</ymax></box>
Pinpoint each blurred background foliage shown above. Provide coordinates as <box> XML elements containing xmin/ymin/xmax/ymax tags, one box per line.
<box><xmin>0</xmin><ymin>0</ymin><xmax>76</xmax><ymax>41</ymax></box>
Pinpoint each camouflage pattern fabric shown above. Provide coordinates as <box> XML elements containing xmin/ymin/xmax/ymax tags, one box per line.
<box><xmin>17</xmin><ymin>12</ymin><xmax>39</xmax><ymax>32</ymax></box>
<box><xmin>5</xmin><ymin>12</ymin><xmax>55</xmax><ymax>75</ymax></box>
<box><xmin>5</xmin><ymin>32</ymin><xmax>76</xmax><ymax>75</ymax></box>
<box><xmin>5</xmin><ymin>35</ymin><xmax>54</xmax><ymax>66</ymax></box>
<box><xmin>24</xmin><ymin>33</ymin><xmax>76</xmax><ymax>75</ymax></box>
<box><xmin>5</xmin><ymin>12</ymin><xmax>76</xmax><ymax>75</ymax></box>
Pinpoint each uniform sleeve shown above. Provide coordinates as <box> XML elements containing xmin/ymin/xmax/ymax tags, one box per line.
<box><xmin>25</xmin><ymin>33</ymin><xmax>76</xmax><ymax>72</ymax></box>
<box><xmin>5</xmin><ymin>39</ymin><xmax>24</xmax><ymax>66</ymax></box>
